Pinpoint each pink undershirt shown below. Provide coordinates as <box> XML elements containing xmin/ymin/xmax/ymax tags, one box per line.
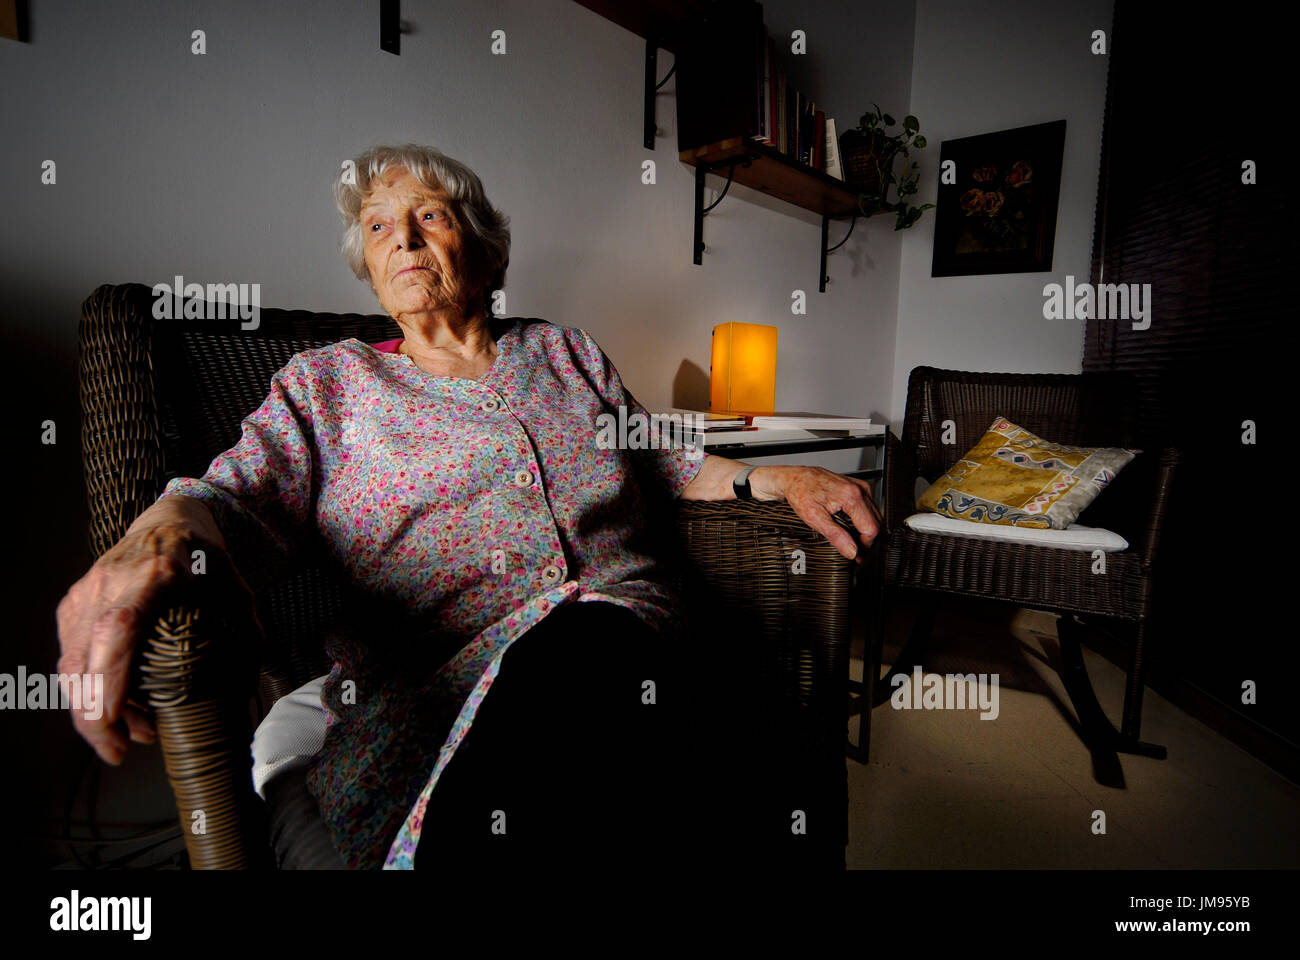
<box><xmin>371</xmin><ymin>338</ymin><xmax>404</xmax><ymax>354</ymax></box>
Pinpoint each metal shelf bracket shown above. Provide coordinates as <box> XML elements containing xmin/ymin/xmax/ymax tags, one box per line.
<box><xmin>692</xmin><ymin>154</ymin><xmax>756</xmax><ymax>265</ymax></box>
<box><xmin>820</xmin><ymin>213</ymin><xmax>858</xmax><ymax>292</ymax></box>
<box><xmin>644</xmin><ymin>38</ymin><xmax>676</xmax><ymax>149</ymax></box>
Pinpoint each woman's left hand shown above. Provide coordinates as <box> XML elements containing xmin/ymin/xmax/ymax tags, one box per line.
<box><xmin>750</xmin><ymin>465</ymin><xmax>881</xmax><ymax>563</ymax></box>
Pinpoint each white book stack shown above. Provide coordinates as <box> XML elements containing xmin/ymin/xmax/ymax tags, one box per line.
<box><xmin>653</xmin><ymin>409</ymin><xmax>882</xmax><ymax>449</ymax></box>
<box><xmin>751</xmin><ymin>413</ymin><xmax>872</xmax><ymax>430</ymax></box>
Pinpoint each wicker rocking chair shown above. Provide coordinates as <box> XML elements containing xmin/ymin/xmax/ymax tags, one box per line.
<box><xmin>851</xmin><ymin>366</ymin><xmax>1179</xmax><ymax>787</ymax></box>
<box><xmin>77</xmin><ymin>282</ymin><xmax>860</xmax><ymax>869</ymax></box>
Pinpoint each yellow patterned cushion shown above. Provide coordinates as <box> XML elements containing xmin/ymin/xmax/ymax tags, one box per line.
<box><xmin>915</xmin><ymin>418</ymin><xmax>1138</xmax><ymax>529</ymax></box>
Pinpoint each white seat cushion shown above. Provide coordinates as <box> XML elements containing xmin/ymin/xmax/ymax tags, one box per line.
<box><xmin>250</xmin><ymin>675</ymin><xmax>330</xmax><ymax>799</ymax></box>
<box><xmin>903</xmin><ymin>511</ymin><xmax>1129</xmax><ymax>552</ymax></box>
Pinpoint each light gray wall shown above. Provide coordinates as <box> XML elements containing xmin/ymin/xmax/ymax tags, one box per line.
<box><xmin>891</xmin><ymin>0</ymin><xmax>1113</xmax><ymax>422</ymax></box>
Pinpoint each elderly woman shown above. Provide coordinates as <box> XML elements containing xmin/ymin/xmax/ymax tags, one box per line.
<box><xmin>57</xmin><ymin>144</ymin><xmax>880</xmax><ymax>870</ymax></box>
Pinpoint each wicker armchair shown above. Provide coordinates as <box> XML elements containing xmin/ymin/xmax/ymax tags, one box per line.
<box><xmin>856</xmin><ymin>366</ymin><xmax>1179</xmax><ymax>784</ymax></box>
<box><xmin>77</xmin><ymin>282</ymin><xmax>859</xmax><ymax>869</ymax></box>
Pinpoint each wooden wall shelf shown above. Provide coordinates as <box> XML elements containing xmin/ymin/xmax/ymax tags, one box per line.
<box><xmin>682</xmin><ymin>137</ymin><xmax>878</xmax><ymax>291</ymax></box>
<box><xmin>681</xmin><ymin>136</ymin><xmax>863</xmax><ymax>218</ymax></box>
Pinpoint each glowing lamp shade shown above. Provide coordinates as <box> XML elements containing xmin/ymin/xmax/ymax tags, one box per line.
<box><xmin>709</xmin><ymin>322</ymin><xmax>778</xmax><ymax>415</ymax></box>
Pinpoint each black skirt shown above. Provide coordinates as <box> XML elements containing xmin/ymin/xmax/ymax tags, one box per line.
<box><xmin>263</xmin><ymin>600</ymin><xmax>844</xmax><ymax>870</ymax></box>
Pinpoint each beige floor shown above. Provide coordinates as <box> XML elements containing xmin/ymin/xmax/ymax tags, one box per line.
<box><xmin>845</xmin><ymin>600</ymin><xmax>1300</xmax><ymax>869</ymax></box>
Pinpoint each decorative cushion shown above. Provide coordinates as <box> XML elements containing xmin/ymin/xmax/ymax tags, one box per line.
<box><xmin>250</xmin><ymin>675</ymin><xmax>329</xmax><ymax>800</ymax></box>
<box><xmin>915</xmin><ymin>418</ymin><xmax>1137</xmax><ymax>529</ymax></box>
<box><xmin>904</xmin><ymin>512</ymin><xmax>1129</xmax><ymax>552</ymax></box>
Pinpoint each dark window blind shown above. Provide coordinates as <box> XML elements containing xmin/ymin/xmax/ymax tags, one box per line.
<box><xmin>1086</xmin><ymin>2</ymin><xmax>1296</xmax><ymax>757</ymax></box>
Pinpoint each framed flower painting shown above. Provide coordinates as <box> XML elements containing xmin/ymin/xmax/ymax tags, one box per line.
<box><xmin>930</xmin><ymin>119</ymin><xmax>1067</xmax><ymax>276</ymax></box>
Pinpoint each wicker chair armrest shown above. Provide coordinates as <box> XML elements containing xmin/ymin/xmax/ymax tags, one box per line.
<box><xmin>1137</xmin><ymin>447</ymin><xmax>1181</xmax><ymax>570</ymax></box>
<box><xmin>674</xmin><ymin>498</ymin><xmax>858</xmax><ymax>564</ymax></box>
<box><xmin>132</xmin><ymin>575</ymin><xmax>271</xmax><ymax>869</ymax></box>
<box><xmin>673</xmin><ymin>499</ymin><xmax>858</xmax><ymax>627</ymax></box>
<box><xmin>673</xmin><ymin>497</ymin><xmax>858</xmax><ymax>699</ymax></box>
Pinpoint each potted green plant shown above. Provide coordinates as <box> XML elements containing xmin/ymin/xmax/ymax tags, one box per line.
<box><xmin>839</xmin><ymin>105</ymin><xmax>936</xmax><ymax>230</ymax></box>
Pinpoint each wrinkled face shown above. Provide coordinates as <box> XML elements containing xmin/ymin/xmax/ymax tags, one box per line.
<box><xmin>360</xmin><ymin>167</ymin><xmax>487</xmax><ymax>319</ymax></box>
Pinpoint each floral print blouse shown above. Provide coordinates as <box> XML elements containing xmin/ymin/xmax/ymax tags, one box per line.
<box><xmin>158</xmin><ymin>317</ymin><xmax>704</xmax><ymax>868</ymax></box>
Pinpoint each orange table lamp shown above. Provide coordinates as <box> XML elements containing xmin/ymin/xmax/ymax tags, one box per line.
<box><xmin>710</xmin><ymin>321</ymin><xmax>778</xmax><ymax>415</ymax></box>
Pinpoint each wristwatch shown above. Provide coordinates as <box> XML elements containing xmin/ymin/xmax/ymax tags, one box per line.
<box><xmin>732</xmin><ymin>465</ymin><xmax>758</xmax><ymax>500</ymax></box>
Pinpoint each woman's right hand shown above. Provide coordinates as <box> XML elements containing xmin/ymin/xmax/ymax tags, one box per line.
<box><xmin>55</xmin><ymin>495</ymin><xmax>251</xmax><ymax>765</ymax></box>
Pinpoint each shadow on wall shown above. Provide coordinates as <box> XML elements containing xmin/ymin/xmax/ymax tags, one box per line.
<box><xmin>671</xmin><ymin>359</ymin><xmax>709</xmax><ymax>410</ymax></box>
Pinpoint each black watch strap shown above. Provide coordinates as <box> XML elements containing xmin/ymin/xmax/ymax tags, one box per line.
<box><xmin>733</xmin><ymin>465</ymin><xmax>757</xmax><ymax>500</ymax></box>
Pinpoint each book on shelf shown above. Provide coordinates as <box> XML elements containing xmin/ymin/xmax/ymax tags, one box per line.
<box><xmin>803</xmin><ymin>97</ymin><xmax>815</xmax><ymax>166</ymax></box>
<box><xmin>786</xmin><ymin>75</ymin><xmax>794</xmax><ymax>158</ymax></box>
<box><xmin>787</xmin><ymin>79</ymin><xmax>796</xmax><ymax>159</ymax></box>
<box><xmin>759</xmin><ymin>34</ymin><xmax>769</xmax><ymax>145</ymax></box>
<box><xmin>814</xmin><ymin>109</ymin><xmax>825</xmax><ymax>171</ymax></box>
<box><xmin>790</xmin><ymin>89</ymin><xmax>800</xmax><ymax>162</ymax></box>
<box><xmin>824</xmin><ymin>118</ymin><xmax>845</xmax><ymax>180</ymax></box>
<box><xmin>797</xmin><ymin>91</ymin><xmax>804</xmax><ymax>164</ymax></box>
<box><xmin>797</xmin><ymin>95</ymin><xmax>804</xmax><ymax>164</ymax></box>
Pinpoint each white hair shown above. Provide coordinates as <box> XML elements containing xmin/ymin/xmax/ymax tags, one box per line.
<box><xmin>335</xmin><ymin>143</ymin><xmax>510</xmax><ymax>308</ymax></box>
